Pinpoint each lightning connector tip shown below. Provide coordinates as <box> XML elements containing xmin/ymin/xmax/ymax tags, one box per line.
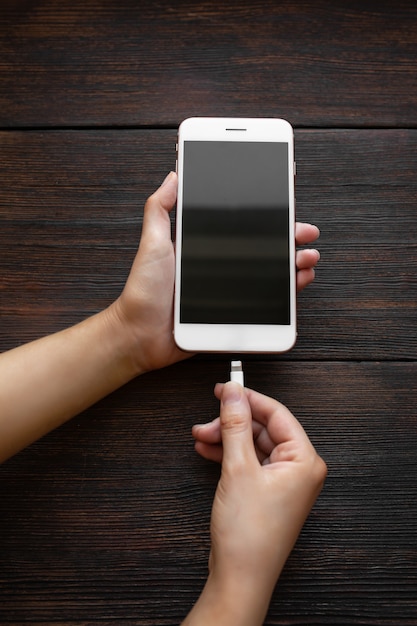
<box><xmin>229</xmin><ymin>360</ymin><xmax>244</xmax><ymax>386</ymax></box>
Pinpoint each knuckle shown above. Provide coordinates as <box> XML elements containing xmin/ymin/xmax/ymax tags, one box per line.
<box><xmin>221</xmin><ymin>411</ymin><xmax>248</xmax><ymax>434</ymax></box>
<box><xmin>311</xmin><ymin>453</ymin><xmax>328</xmax><ymax>486</ymax></box>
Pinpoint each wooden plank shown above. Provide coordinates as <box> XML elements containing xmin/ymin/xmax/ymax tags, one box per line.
<box><xmin>1</xmin><ymin>129</ymin><xmax>416</xmax><ymax>359</ymax></box>
<box><xmin>1</xmin><ymin>2</ymin><xmax>415</xmax><ymax>624</ymax></box>
<box><xmin>1</xmin><ymin>0</ymin><xmax>416</xmax><ymax>128</ymax></box>
<box><xmin>0</xmin><ymin>360</ymin><xmax>416</xmax><ymax>624</ymax></box>
<box><xmin>295</xmin><ymin>129</ymin><xmax>417</xmax><ymax>360</ymax></box>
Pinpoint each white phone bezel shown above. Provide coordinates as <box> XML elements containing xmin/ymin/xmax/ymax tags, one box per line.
<box><xmin>174</xmin><ymin>117</ymin><xmax>296</xmax><ymax>353</ymax></box>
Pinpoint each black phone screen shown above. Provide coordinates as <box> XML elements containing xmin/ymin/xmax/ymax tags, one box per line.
<box><xmin>180</xmin><ymin>140</ymin><xmax>290</xmax><ymax>325</ymax></box>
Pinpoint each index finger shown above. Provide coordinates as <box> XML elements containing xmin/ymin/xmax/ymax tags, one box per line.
<box><xmin>247</xmin><ymin>388</ymin><xmax>312</xmax><ymax>445</ymax></box>
<box><xmin>295</xmin><ymin>222</ymin><xmax>320</xmax><ymax>246</ymax></box>
<box><xmin>215</xmin><ymin>383</ymin><xmax>311</xmax><ymax>447</ymax></box>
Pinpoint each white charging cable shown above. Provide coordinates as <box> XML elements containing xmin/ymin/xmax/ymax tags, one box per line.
<box><xmin>229</xmin><ymin>360</ymin><xmax>244</xmax><ymax>386</ymax></box>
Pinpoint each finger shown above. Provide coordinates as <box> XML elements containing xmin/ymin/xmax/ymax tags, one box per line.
<box><xmin>216</xmin><ymin>384</ymin><xmax>312</xmax><ymax>459</ymax></box>
<box><xmin>194</xmin><ymin>413</ymin><xmax>267</xmax><ymax>460</ymax></box>
<box><xmin>214</xmin><ymin>382</ymin><xmax>225</xmax><ymax>400</ymax></box>
<box><xmin>245</xmin><ymin>388</ymin><xmax>312</xmax><ymax>447</ymax></box>
<box><xmin>141</xmin><ymin>172</ymin><xmax>178</xmax><ymax>242</ymax></box>
<box><xmin>149</xmin><ymin>171</ymin><xmax>178</xmax><ymax>212</ymax></box>
<box><xmin>295</xmin><ymin>222</ymin><xmax>320</xmax><ymax>246</ymax></box>
<box><xmin>254</xmin><ymin>422</ymin><xmax>277</xmax><ymax>458</ymax></box>
<box><xmin>296</xmin><ymin>267</ymin><xmax>315</xmax><ymax>292</ymax></box>
<box><xmin>192</xmin><ymin>417</ymin><xmax>221</xmax><ymax>444</ymax></box>
<box><xmin>194</xmin><ymin>440</ymin><xmax>224</xmax><ymax>464</ymax></box>
<box><xmin>220</xmin><ymin>381</ymin><xmax>257</xmax><ymax>469</ymax></box>
<box><xmin>296</xmin><ymin>248</ymin><xmax>320</xmax><ymax>270</ymax></box>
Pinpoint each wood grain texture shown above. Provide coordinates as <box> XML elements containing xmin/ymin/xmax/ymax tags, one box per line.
<box><xmin>0</xmin><ymin>0</ymin><xmax>416</xmax><ymax>128</ymax></box>
<box><xmin>0</xmin><ymin>360</ymin><xmax>416</xmax><ymax>624</ymax></box>
<box><xmin>1</xmin><ymin>1</ymin><xmax>416</xmax><ymax>624</ymax></box>
<box><xmin>1</xmin><ymin>129</ymin><xmax>416</xmax><ymax>358</ymax></box>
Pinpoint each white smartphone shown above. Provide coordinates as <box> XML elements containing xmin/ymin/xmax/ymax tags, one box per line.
<box><xmin>174</xmin><ymin>117</ymin><xmax>296</xmax><ymax>353</ymax></box>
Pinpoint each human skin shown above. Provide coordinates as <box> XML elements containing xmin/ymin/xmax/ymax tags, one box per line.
<box><xmin>182</xmin><ymin>382</ymin><xmax>327</xmax><ymax>626</ymax></box>
<box><xmin>0</xmin><ymin>171</ymin><xmax>324</xmax><ymax>623</ymax></box>
<box><xmin>0</xmin><ymin>172</ymin><xmax>320</xmax><ymax>462</ymax></box>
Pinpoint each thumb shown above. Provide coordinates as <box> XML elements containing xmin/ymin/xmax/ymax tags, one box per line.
<box><xmin>140</xmin><ymin>172</ymin><xmax>177</xmax><ymax>248</ymax></box>
<box><xmin>149</xmin><ymin>170</ymin><xmax>177</xmax><ymax>213</ymax></box>
<box><xmin>220</xmin><ymin>382</ymin><xmax>256</xmax><ymax>469</ymax></box>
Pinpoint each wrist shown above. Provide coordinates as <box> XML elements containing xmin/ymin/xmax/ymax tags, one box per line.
<box><xmin>106</xmin><ymin>294</ymin><xmax>190</xmax><ymax>378</ymax></box>
<box><xmin>183</xmin><ymin>570</ymin><xmax>273</xmax><ymax>626</ymax></box>
<box><xmin>99</xmin><ymin>302</ymin><xmax>146</xmax><ymax>382</ymax></box>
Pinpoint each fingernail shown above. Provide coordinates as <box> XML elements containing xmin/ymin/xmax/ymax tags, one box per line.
<box><xmin>192</xmin><ymin>423</ymin><xmax>207</xmax><ymax>431</ymax></box>
<box><xmin>221</xmin><ymin>381</ymin><xmax>244</xmax><ymax>406</ymax></box>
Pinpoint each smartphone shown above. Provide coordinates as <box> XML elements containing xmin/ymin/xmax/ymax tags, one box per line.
<box><xmin>174</xmin><ymin>117</ymin><xmax>296</xmax><ymax>353</ymax></box>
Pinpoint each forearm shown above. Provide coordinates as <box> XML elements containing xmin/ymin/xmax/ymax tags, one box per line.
<box><xmin>182</xmin><ymin>571</ymin><xmax>274</xmax><ymax>626</ymax></box>
<box><xmin>0</xmin><ymin>307</ymin><xmax>137</xmax><ymax>463</ymax></box>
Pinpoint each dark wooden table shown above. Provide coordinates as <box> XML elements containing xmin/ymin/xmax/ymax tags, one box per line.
<box><xmin>1</xmin><ymin>1</ymin><xmax>416</xmax><ymax>624</ymax></box>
